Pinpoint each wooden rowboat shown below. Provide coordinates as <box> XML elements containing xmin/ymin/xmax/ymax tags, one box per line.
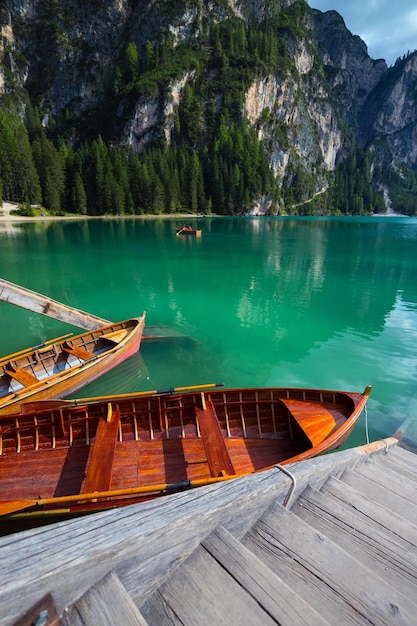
<box><xmin>176</xmin><ymin>227</ymin><xmax>202</xmax><ymax>236</ymax></box>
<box><xmin>0</xmin><ymin>313</ymin><xmax>145</xmax><ymax>416</ymax></box>
<box><xmin>0</xmin><ymin>383</ymin><xmax>370</xmax><ymax>528</ymax></box>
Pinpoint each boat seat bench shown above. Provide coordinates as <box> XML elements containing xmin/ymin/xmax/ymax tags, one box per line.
<box><xmin>5</xmin><ymin>363</ymin><xmax>39</xmax><ymax>387</ymax></box>
<box><xmin>62</xmin><ymin>342</ymin><xmax>97</xmax><ymax>362</ymax></box>
<box><xmin>195</xmin><ymin>400</ymin><xmax>235</xmax><ymax>478</ymax></box>
<box><xmin>279</xmin><ymin>398</ymin><xmax>337</xmax><ymax>446</ymax></box>
<box><xmin>82</xmin><ymin>408</ymin><xmax>120</xmax><ymax>493</ymax></box>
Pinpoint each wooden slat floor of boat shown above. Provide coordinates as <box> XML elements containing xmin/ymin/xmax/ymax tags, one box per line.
<box><xmin>225</xmin><ymin>438</ymin><xmax>304</xmax><ymax>472</ymax></box>
<box><xmin>0</xmin><ymin>447</ymin><xmax>89</xmax><ymax>499</ymax></box>
<box><xmin>0</xmin><ymin>435</ymin><xmax>306</xmax><ymax>502</ymax></box>
<box><xmin>111</xmin><ymin>439</ymin><xmax>212</xmax><ymax>488</ymax></box>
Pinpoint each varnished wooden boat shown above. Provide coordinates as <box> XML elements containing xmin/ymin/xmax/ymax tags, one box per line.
<box><xmin>176</xmin><ymin>227</ymin><xmax>202</xmax><ymax>236</ymax></box>
<box><xmin>0</xmin><ymin>383</ymin><xmax>370</xmax><ymax>527</ymax></box>
<box><xmin>0</xmin><ymin>313</ymin><xmax>145</xmax><ymax>416</ymax></box>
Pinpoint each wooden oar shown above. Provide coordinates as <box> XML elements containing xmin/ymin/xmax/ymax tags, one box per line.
<box><xmin>176</xmin><ymin>227</ymin><xmax>185</xmax><ymax>236</ymax></box>
<box><xmin>74</xmin><ymin>382</ymin><xmax>225</xmax><ymax>404</ymax></box>
<box><xmin>17</xmin><ymin>383</ymin><xmax>225</xmax><ymax>413</ymax></box>
<box><xmin>0</xmin><ymin>333</ymin><xmax>73</xmax><ymax>364</ymax></box>
<box><xmin>0</xmin><ymin>469</ymin><xmax>246</xmax><ymax>517</ymax></box>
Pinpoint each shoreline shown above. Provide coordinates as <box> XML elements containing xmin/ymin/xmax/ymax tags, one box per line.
<box><xmin>0</xmin><ymin>202</ymin><xmax>202</xmax><ymax>223</ymax></box>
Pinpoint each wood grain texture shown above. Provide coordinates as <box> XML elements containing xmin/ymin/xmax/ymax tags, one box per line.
<box><xmin>341</xmin><ymin>467</ymin><xmax>417</xmax><ymax>524</ymax></box>
<box><xmin>5</xmin><ymin>364</ymin><xmax>38</xmax><ymax>387</ymax></box>
<box><xmin>82</xmin><ymin>411</ymin><xmax>120</xmax><ymax>493</ymax></box>
<box><xmin>353</xmin><ymin>459</ymin><xmax>417</xmax><ymax>502</ymax></box>
<box><xmin>195</xmin><ymin>401</ymin><xmax>235</xmax><ymax>476</ymax></box>
<box><xmin>280</xmin><ymin>398</ymin><xmax>336</xmax><ymax>446</ymax></box>
<box><xmin>141</xmin><ymin>540</ymin><xmax>277</xmax><ymax>626</ymax></box>
<box><xmin>293</xmin><ymin>485</ymin><xmax>417</xmax><ymax>597</ymax></box>
<box><xmin>322</xmin><ymin>475</ymin><xmax>417</xmax><ymax>549</ymax></box>
<box><xmin>202</xmin><ymin>526</ymin><xmax>329</xmax><ymax>625</ymax></box>
<box><xmin>243</xmin><ymin>499</ymin><xmax>417</xmax><ymax>625</ymax></box>
<box><xmin>64</xmin><ymin>572</ymin><xmax>147</xmax><ymax>625</ymax></box>
<box><xmin>62</xmin><ymin>343</ymin><xmax>96</xmax><ymax>362</ymax></box>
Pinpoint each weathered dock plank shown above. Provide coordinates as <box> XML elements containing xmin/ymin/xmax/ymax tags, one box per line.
<box><xmin>202</xmin><ymin>526</ymin><xmax>328</xmax><ymax>626</ymax></box>
<box><xmin>243</xmin><ymin>498</ymin><xmax>417</xmax><ymax>625</ymax></box>
<box><xmin>341</xmin><ymin>467</ymin><xmax>417</xmax><ymax>524</ymax></box>
<box><xmin>353</xmin><ymin>459</ymin><xmax>417</xmax><ymax>502</ymax></box>
<box><xmin>322</xmin><ymin>476</ymin><xmax>417</xmax><ymax>548</ymax></box>
<box><xmin>293</xmin><ymin>485</ymin><xmax>417</xmax><ymax>596</ymax></box>
<box><xmin>64</xmin><ymin>572</ymin><xmax>148</xmax><ymax>626</ymax></box>
<box><xmin>141</xmin><ymin>532</ymin><xmax>278</xmax><ymax>626</ymax></box>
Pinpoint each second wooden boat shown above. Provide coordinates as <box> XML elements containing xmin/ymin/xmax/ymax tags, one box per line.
<box><xmin>176</xmin><ymin>227</ymin><xmax>202</xmax><ymax>236</ymax></box>
<box><xmin>0</xmin><ymin>313</ymin><xmax>146</xmax><ymax>416</ymax></box>
<box><xmin>0</xmin><ymin>383</ymin><xmax>371</xmax><ymax>527</ymax></box>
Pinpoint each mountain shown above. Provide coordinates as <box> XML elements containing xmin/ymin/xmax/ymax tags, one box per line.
<box><xmin>1</xmin><ymin>0</ymin><xmax>417</xmax><ymax>216</ymax></box>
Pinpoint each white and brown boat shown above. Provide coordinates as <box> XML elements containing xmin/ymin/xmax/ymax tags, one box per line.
<box><xmin>0</xmin><ymin>313</ymin><xmax>146</xmax><ymax>416</ymax></box>
<box><xmin>0</xmin><ymin>383</ymin><xmax>371</xmax><ymax>528</ymax></box>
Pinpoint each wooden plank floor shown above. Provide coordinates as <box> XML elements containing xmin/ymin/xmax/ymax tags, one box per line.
<box><xmin>0</xmin><ymin>436</ymin><xmax>306</xmax><ymax>501</ymax></box>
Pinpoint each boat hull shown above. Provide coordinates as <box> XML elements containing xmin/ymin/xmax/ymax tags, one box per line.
<box><xmin>0</xmin><ymin>384</ymin><xmax>370</xmax><ymax>529</ymax></box>
<box><xmin>0</xmin><ymin>313</ymin><xmax>145</xmax><ymax>416</ymax></box>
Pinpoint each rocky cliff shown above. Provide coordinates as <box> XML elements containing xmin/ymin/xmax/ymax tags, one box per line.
<box><xmin>1</xmin><ymin>0</ymin><xmax>417</xmax><ymax>215</ymax></box>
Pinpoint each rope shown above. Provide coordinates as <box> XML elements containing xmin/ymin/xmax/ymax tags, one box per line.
<box><xmin>364</xmin><ymin>404</ymin><xmax>369</xmax><ymax>444</ymax></box>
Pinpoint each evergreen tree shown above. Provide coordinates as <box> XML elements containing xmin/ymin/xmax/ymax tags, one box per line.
<box><xmin>32</xmin><ymin>131</ymin><xmax>65</xmax><ymax>211</ymax></box>
<box><xmin>125</xmin><ymin>42</ymin><xmax>139</xmax><ymax>83</ymax></box>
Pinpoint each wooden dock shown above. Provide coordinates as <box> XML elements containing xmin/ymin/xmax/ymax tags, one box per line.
<box><xmin>3</xmin><ymin>437</ymin><xmax>417</xmax><ymax>625</ymax></box>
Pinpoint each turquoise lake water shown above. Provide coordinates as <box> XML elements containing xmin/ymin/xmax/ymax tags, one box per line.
<box><xmin>1</xmin><ymin>215</ymin><xmax>417</xmax><ymax>449</ymax></box>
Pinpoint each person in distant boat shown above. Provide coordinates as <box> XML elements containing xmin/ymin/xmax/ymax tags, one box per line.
<box><xmin>187</xmin><ymin>225</ymin><xmax>193</xmax><ymax>230</ymax></box>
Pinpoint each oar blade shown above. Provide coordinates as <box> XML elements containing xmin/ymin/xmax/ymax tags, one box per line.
<box><xmin>0</xmin><ymin>499</ymin><xmax>37</xmax><ymax>516</ymax></box>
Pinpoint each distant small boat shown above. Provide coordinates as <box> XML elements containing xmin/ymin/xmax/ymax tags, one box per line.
<box><xmin>0</xmin><ymin>313</ymin><xmax>145</xmax><ymax>416</ymax></box>
<box><xmin>0</xmin><ymin>384</ymin><xmax>370</xmax><ymax>527</ymax></box>
<box><xmin>176</xmin><ymin>227</ymin><xmax>202</xmax><ymax>236</ymax></box>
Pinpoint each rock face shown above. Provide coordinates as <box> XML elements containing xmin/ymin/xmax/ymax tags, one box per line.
<box><xmin>1</xmin><ymin>0</ymin><xmax>417</xmax><ymax>212</ymax></box>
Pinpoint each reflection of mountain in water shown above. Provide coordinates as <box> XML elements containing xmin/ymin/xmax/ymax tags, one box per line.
<box><xmin>233</xmin><ymin>219</ymin><xmax>417</xmax><ymax>360</ymax></box>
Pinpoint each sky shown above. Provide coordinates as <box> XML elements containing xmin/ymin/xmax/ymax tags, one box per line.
<box><xmin>307</xmin><ymin>1</ymin><xmax>417</xmax><ymax>65</ymax></box>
